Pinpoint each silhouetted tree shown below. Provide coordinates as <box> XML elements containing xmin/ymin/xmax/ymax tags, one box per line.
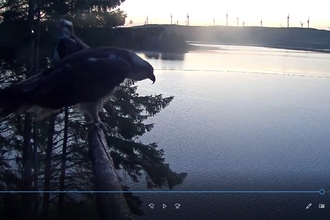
<box><xmin>0</xmin><ymin>0</ymin><xmax>187</xmax><ymax>219</ymax></box>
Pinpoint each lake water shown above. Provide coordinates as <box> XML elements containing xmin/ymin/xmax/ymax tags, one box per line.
<box><xmin>131</xmin><ymin>44</ymin><xmax>330</xmax><ymax>219</ymax></box>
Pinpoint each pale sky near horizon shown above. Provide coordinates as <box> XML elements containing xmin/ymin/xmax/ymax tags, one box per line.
<box><xmin>120</xmin><ymin>0</ymin><xmax>330</xmax><ymax>29</ymax></box>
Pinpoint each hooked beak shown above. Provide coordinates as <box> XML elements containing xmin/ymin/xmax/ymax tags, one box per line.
<box><xmin>149</xmin><ymin>74</ymin><xmax>156</xmax><ymax>84</ymax></box>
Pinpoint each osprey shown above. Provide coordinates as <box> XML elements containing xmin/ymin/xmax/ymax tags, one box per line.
<box><xmin>0</xmin><ymin>47</ymin><xmax>156</xmax><ymax>130</ymax></box>
<box><xmin>53</xmin><ymin>19</ymin><xmax>90</xmax><ymax>62</ymax></box>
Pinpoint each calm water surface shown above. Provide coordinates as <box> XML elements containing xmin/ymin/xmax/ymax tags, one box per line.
<box><xmin>130</xmin><ymin>45</ymin><xmax>330</xmax><ymax>219</ymax></box>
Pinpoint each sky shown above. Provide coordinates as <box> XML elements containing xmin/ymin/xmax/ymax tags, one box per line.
<box><xmin>120</xmin><ymin>0</ymin><xmax>330</xmax><ymax>29</ymax></box>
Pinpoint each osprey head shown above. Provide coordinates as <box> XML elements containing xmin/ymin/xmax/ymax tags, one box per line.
<box><xmin>54</xmin><ymin>19</ymin><xmax>74</xmax><ymax>40</ymax></box>
<box><xmin>127</xmin><ymin>51</ymin><xmax>156</xmax><ymax>84</ymax></box>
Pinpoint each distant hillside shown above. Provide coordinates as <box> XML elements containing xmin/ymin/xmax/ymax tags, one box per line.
<box><xmin>75</xmin><ymin>26</ymin><xmax>188</xmax><ymax>53</ymax></box>
<box><xmin>132</xmin><ymin>25</ymin><xmax>330</xmax><ymax>52</ymax></box>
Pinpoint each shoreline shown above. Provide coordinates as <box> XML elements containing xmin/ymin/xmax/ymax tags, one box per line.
<box><xmin>133</xmin><ymin>43</ymin><xmax>330</xmax><ymax>55</ymax></box>
<box><xmin>187</xmin><ymin>43</ymin><xmax>330</xmax><ymax>54</ymax></box>
<box><xmin>128</xmin><ymin>24</ymin><xmax>330</xmax><ymax>54</ymax></box>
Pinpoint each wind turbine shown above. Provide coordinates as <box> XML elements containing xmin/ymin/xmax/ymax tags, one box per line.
<box><xmin>186</xmin><ymin>13</ymin><xmax>189</xmax><ymax>26</ymax></box>
<box><xmin>260</xmin><ymin>19</ymin><xmax>262</xmax><ymax>27</ymax></box>
<box><xmin>170</xmin><ymin>13</ymin><xmax>172</xmax><ymax>24</ymax></box>
<box><xmin>307</xmin><ymin>17</ymin><xmax>310</xmax><ymax>28</ymax></box>
<box><xmin>300</xmin><ymin>21</ymin><xmax>304</xmax><ymax>28</ymax></box>
<box><xmin>213</xmin><ymin>17</ymin><xmax>215</xmax><ymax>26</ymax></box>
<box><xmin>144</xmin><ymin>15</ymin><xmax>148</xmax><ymax>25</ymax></box>
<box><xmin>287</xmin><ymin>14</ymin><xmax>290</xmax><ymax>27</ymax></box>
<box><xmin>226</xmin><ymin>11</ymin><xmax>228</xmax><ymax>26</ymax></box>
<box><xmin>236</xmin><ymin>17</ymin><xmax>239</xmax><ymax>27</ymax></box>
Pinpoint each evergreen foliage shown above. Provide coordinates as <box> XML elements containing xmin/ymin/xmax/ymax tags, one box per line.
<box><xmin>0</xmin><ymin>0</ymin><xmax>187</xmax><ymax>219</ymax></box>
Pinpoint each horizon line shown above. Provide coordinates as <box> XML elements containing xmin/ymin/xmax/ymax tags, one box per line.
<box><xmin>125</xmin><ymin>23</ymin><xmax>330</xmax><ymax>30</ymax></box>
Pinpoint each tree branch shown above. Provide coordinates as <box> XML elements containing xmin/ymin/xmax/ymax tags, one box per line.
<box><xmin>87</xmin><ymin>124</ymin><xmax>134</xmax><ymax>220</ymax></box>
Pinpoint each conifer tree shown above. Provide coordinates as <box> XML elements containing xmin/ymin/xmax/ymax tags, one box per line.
<box><xmin>0</xmin><ymin>0</ymin><xmax>187</xmax><ymax>219</ymax></box>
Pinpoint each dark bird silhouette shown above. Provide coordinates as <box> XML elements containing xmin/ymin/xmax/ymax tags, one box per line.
<box><xmin>0</xmin><ymin>47</ymin><xmax>156</xmax><ymax>130</ymax></box>
<box><xmin>53</xmin><ymin>19</ymin><xmax>90</xmax><ymax>62</ymax></box>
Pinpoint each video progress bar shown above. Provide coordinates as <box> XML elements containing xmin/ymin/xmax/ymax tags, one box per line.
<box><xmin>0</xmin><ymin>189</ymin><xmax>326</xmax><ymax>195</ymax></box>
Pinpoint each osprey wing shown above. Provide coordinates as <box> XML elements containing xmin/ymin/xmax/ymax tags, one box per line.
<box><xmin>0</xmin><ymin>50</ymin><xmax>132</xmax><ymax>116</ymax></box>
<box><xmin>40</xmin><ymin>52</ymin><xmax>132</xmax><ymax>107</ymax></box>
